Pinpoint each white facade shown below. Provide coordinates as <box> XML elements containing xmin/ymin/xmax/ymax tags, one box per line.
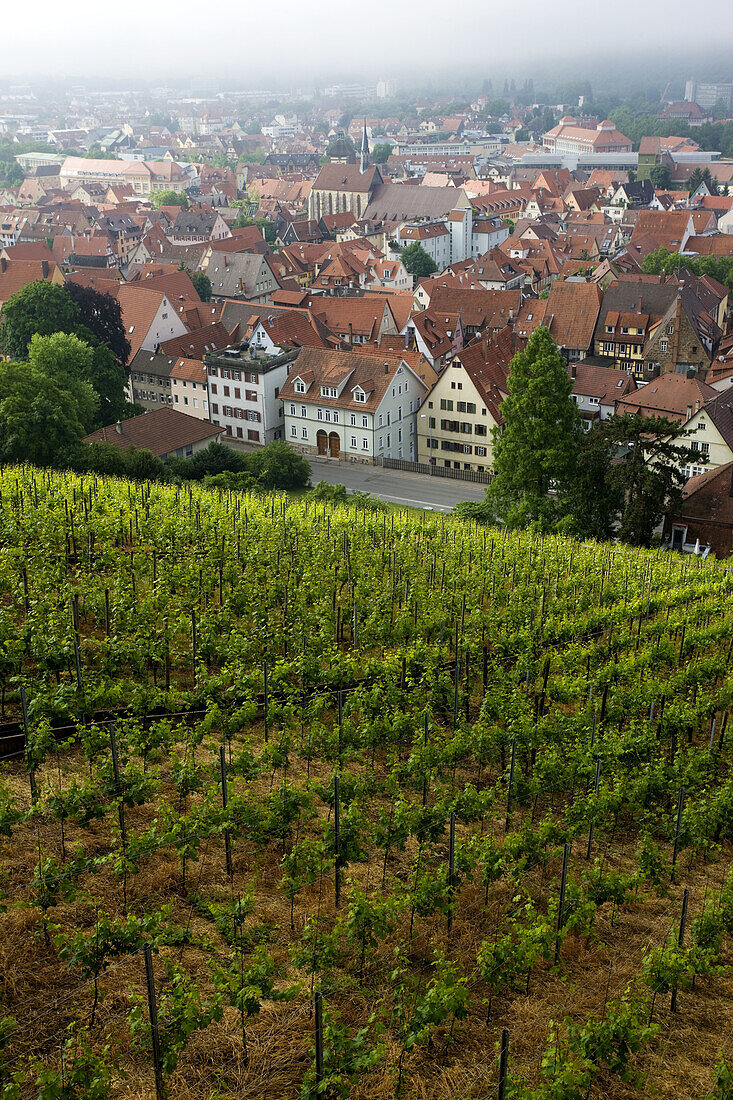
<box><xmin>284</xmin><ymin>362</ymin><xmax>428</xmax><ymax>462</ymax></box>
<box><xmin>206</xmin><ymin>351</ymin><xmax>294</xmax><ymax>445</ymax></box>
<box><xmin>138</xmin><ymin>296</ymin><xmax>188</xmax><ymax>352</ymax></box>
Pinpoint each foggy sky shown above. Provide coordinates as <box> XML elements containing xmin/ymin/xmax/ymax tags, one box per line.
<box><xmin>2</xmin><ymin>0</ymin><xmax>732</xmax><ymax>88</ymax></box>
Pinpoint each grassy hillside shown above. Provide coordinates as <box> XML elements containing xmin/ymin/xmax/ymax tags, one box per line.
<box><xmin>0</xmin><ymin>466</ymin><xmax>731</xmax><ymax>1099</ymax></box>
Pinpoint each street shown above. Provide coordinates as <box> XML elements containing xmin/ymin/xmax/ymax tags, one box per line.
<box><xmin>307</xmin><ymin>458</ymin><xmax>487</xmax><ymax>512</ymax></box>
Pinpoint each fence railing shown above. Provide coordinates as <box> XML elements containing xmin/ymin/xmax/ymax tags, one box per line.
<box><xmin>374</xmin><ymin>456</ymin><xmax>492</xmax><ymax>484</ymax></box>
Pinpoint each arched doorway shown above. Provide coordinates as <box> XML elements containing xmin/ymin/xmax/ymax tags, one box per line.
<box><xmin>328</xmin><ymin>432</ymin><xmax>340</xmax><ymax>458</ymax></box>
<box><xmin>316</xmin><ymin>430</ymin><xmax>328</xmax><ymax>455</ymax></box>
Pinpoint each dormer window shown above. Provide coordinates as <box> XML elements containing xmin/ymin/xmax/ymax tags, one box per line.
<box><xmin>320</xmin><ymin>385</ymin><xmax>338</xmax><ymax>398</ymax></box>
<box><xmin>353</xmin><ymin>388</ymin><xmax>366</xmax><ymax>403</ymax></box>
<box><xmin>294</xmin><ymin>379</ymin><xmax>306</xmax><ymax>393</ymax></box>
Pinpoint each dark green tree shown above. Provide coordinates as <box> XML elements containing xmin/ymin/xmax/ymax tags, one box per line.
<box><xmin>649</xmin><ymin>165</ymin><xmax>672</xmax><ymax>190</ymax></box>
<box><xmin>65</xmin><ymin>282</ymin><xmax>131</xmax><ymax>364</ymax></box>
<box><xmin>399</xmin><ymin>242</ymin><xmax>438</xmax><ymax>279</ymax></box>
<box><xmin>600</xmin><ymin>413</ymin><xmax>701</xmax><ymax>546</ymax></box>
<box><xmin>0</xmin><ymin>362</ymin><xmax>89</xmax><ymax>465</ymax></box>
<box><xmin>483</xmin><ymin>327</ymin><xmax>582</xmax><ymax>529</ymax></box>
<box><xmin>246</xmin><ymin>440</ymin><xmax>311</xmax><ymax>490</ymax></box>
<box><xmin>564</xmin><ymin>423</ymin><xmax>625</xmax><ymax>541</ymax></box>
<box><xmin>151</xmin><ymin>189</ymin><xmax>188</xmax><ymax>207</ymax></box>
<box><xmin>27</xmin><ymin>333</ymin><xmax>99</xmax><ymax>432</ymax></box>
<box><xmin>190</xmin><ymin>272</ymin><xmax>212</xmax><ymax>301</ymax></box>
<box><xmin>370</xmin><ymin>143</ymin><xmax>392</xmax><ymax>164</ymax></box>
<box><xmin>0</xmin><ymin>282</ymin><xmax>79</xmax><ymax>359</ymax></box>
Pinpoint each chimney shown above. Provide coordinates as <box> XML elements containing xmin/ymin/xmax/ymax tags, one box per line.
<box><xmin>0</xmin><ymin>257</ymin><xmax>5</xmax><ymax>273</ymax></box>
<box><xmin>114</xmin><ymin>420</ymin><xmax>123</xmax><ymax>435</ymax></box>
<box><xmin>570</xmin><ymin>363</ymin><xmax>577</xmax><ymax>379</ymax></box>
<box><xmin>686</xmin><ymin>405</ymin><xmax>692</xmax><ymax>420</ymax></box>
<box><xmin>348</xmin><ymin>322</ymin><xmax>353</xmax><ymax>347</ymax></box>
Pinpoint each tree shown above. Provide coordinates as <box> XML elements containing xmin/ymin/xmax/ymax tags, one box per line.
<box><xmin>399</xmin><ymin>242</ymin><xmax>437</xmax><ymax>279</ymax></box>
<box><xmin>65</xmin><ymin>282</ymin><xmax>131</xmax><ymax>364</ymax></box>
<box><xmin>27</xmin><ymin>333</ymin><xmax>99</xmax><ymax>432</ymax></box>
<box><xmin>482</xmin><ymin>328</ymin><xmax>582</xmax><ymax>529</ymax></box>
<box><xmin>599</xmin><ymin>413</ymin><xmax>701</xmax><ymax>546</ymax></box>
<box><xmin>246</xmin><ymin>440</ymin><xmax>311</xmax><ymax>490</ymax></box>
<box><xmin>0</xmin><ymin>362</ymin><xmax>89</xmax><ymax>466</ymax></box>
<box><xmin>563</xmin><ymin>423</ymin><xmax>625</xmax><ymax>542</ymax></box>
<box><xmin>4</xmin><ymin>164</ymin><xmax>24</xmax><ymax>188</ymax></box>
<box><xmin>151</xmin><ymin>189</ymin><xmax>188</xmax><ymax>208</ymax></box>
<box><xmin>371</xmin><ymin>142</ymin><xmax>392</xmax><ymax>164</ymax></box>
<box><xmin>0</xmin><ymin>282</ymin><xmax>79</xmax><ymax>360</ymax></box>
<box><xmin>649</xmin><ymin>165</ymin><xmax>672</xmax><ymax>190</ymax></box>
<box><xmin>688</xmin><ymin>166</ymin><xmax>714</xmax><ymax>194</ymax></box>
<box><xmin>190</xmin><ymin>272</ymin><xmax>212</xmax><ymax>302</ymax></box>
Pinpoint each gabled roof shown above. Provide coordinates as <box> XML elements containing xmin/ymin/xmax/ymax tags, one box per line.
<box><xmin>158</xmin><ymin>322</ymin><xmax>233</xmax><ymax>358</ymax></box>
<box><xmin>307</xmin><ymin>296</ymin><xmax>389</xmax><ymax>339</ymax></box>
<box><xmin>312</xmin><ymin>164</ymin><xmax>383</xmax><ymax>194</ymax></box>
<box><xmin>279</xmin><ymin>345</ymin><xmax>426</xmax><ymax>412</ymax></box>
<box><xmin>454</xmin><ymin>327</ymin><xmax>515</xmax><ymax>424</ymax></box>
<box><xmin>84</xmin><ymin>407</ymin><xmax>222</xmax><ymax>457</ymax></box>
<box><xmin>423</xmin><ymin>286</ymin><xmax>521</xmax><ymax>330</ymax></box>
<box><xmin>616</xmin><ymin>372</ymin><xmax>716</xmax><ymax>423</ymax></box>
<box><xmin>542</xmin><ymin>280</ymin><xmax>603</xmax><ymax>351</ymax></box>
<box><xmin>570</xmin><ymin>362</ymin><xmax>637</xmax><ymax>403</ymax></box>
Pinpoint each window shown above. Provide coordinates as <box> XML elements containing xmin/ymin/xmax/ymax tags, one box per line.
<box><xmin>223</xmin><ymin>386</ymin><xmax>230</xmax><ymax>397</ymax></box>
<box><xmin>353</xmin><ymin>389</ymin><xmax>366</xmax><ymax>402</ymax></box>
<box><xmin>317</xmin><ymin>408</ymin><xmax>323</xmax><ymax>420</ymax></box>
<box><xmin>691</xmin><ymin>440</ymin><xmax>699</xmax><ymax>452</ymax></box>
<box><xmin>589</xmin><ymin>397</ymin><xmax>600</xmax><ymax>406</ymax></box>
<box><xmin>667</xmin><ymin>324</ymin><xmax>674</xmax><ymax>335</ymax></box>
<box><xmin>440</xmin><ymin>399</ymin><xmax>453</xmax><ymax>411</ymax></box>
<box><xmin>457</xmin><ymin>401</ymin><xmax>466</xmax><ymax>412</ymax></box>
<box><xmin>333</xmin><ymin>412</ymin><xmax>339</xmax><ymax>423</ymax></box>
<box><xmin>301</xmin><ymin>427</ymin><xmax>308</xmax><ymax>439</ymax></box>
<box><xmin>351</xmin><ymin>435</ymin><xmax>357</xmax><ymax>448</ymax></box>
<box><xmin>350</xmin><ymin>413</ymin><xmax>357</xmax><ymax>426</ymax></box>
<box><xmin>475</xmin><ymin>424</ymin><xmax>487</xmax><ymax>437</ymax></box>
<box><xmin>295</xmin><ymin>380</ymin><xmax>306</xmax><ymax>393</ymax></box>
<box><xmin>290</xmin><ymin>425</ymin><xmax>297</xmax><ymax>437</ymax></box>
<box><xmin>246</xmin><ymin>389</ymin><xmax>257</xmax><ymax>401</ymax></box>
<box><xmin>362</xmin><ymin>438</ymin><xmax>369</xmax><ymax>450</ymax></box>
<box><xmin>325</xmin><ymin>410</ymin><xmax>331</xmax><ymax>423</ymax></box>
<box><xmin>602</xmin><ymin>342</ymin><xmax>614</xmax><ymax>354</ymax></box>
<box><xmin>660</xmin><ymin>340</ymin><xmax>668</xmax><ymax>352</ymax></box>
<box><xmin>429</xmin><ymin>417</ymin><xmax>436</xmax><ymax>429</ymax></box>
<box><xmin>466</xmin><ymin>402</ymin><xmax>476</xmax><ymax>414</ymax></box>
<box><xmin>247</xmin><ymin>429</ymin><xmax>260</xmax><ymax>442</ymax></box>
<box><xmin>290</xmin><ymin>403</ymin><xmax>296</xmax><ymax>415</ymax></box>
<box><xmin>211</xmin><ymin>403</ymin><xmax>218</xmax><ymax>414</ymax></box>
<box><xmin>361</xmin><ymin>415</ymin><xmax>368</xmax><ymax>428</ymax></box>
<box><xmin>320</xmin><ymin>385</ymin><xmax>338</xmax><ymax>397</ymax></box>
<box><xmin>475</xmin><ymin>446</ymin><xmax>487</xmax><ymax>457</ymax></box>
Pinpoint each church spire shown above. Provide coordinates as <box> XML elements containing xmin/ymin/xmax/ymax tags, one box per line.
<box><xmin>360</xmin><ymin>118</ymin><xmax>370</xmax><ymax>172</ymax></box>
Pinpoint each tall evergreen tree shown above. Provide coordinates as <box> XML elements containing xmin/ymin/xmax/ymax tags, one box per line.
<box><xmin>485</xmin><ymin>327</ymin><xmax>582</xmax><ymax>529</ymax></box>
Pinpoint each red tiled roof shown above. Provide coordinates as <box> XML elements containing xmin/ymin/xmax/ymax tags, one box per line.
<box><xmin>84</xmin><ymin>407</ymin><xmax>222</xmax><ymax>457</ymax></box>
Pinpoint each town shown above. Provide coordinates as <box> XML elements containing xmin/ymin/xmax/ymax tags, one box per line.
<box><xmin>1</xmin><ymin>51</ymin><xmax>733</xmax><ymax>1100</ymax></box>
<box><xmin>2</xmin><ymin>78</ymin><xmax>733</xmax><ymax>545</ymax></box>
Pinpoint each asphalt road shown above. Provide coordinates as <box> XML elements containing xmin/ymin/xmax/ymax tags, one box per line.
<box><xmin>307</xmin><ymin>458</ymin><xmax>487</xmax><ymax>512</ymax></box>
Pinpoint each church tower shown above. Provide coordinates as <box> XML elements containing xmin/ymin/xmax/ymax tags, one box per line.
<box><xmin>359</xmin><ymin>118</ymin><xmax>370</xmax><ymax>173</ymax></box>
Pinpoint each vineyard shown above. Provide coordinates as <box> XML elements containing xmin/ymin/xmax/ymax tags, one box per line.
<box><xmin>0</xmin><ymin>465</ymin><xmax>732</xmax><ymax>1099</ymax></box>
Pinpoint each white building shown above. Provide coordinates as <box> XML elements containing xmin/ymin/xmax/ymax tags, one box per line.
<box><xmin>279</xmin><ymin>346</ymin><xmax>431</xmax><ymax>462</ymax></box>
<box><xmin>204</xmin><ymin>347</ymin><xmax>298</xmax><ymax>445</ymax></box>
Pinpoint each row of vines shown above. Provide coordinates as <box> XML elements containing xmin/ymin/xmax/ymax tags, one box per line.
<box><xmin>0</xmin><ymin>466</ymin><xmax>731</xmax><ymax>1098</ymax></box>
